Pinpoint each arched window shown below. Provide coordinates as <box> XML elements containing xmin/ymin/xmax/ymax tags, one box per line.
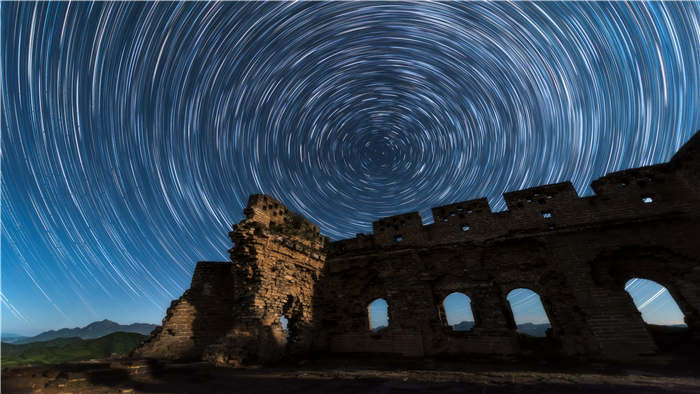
<box><xmin>368</xmin><ymin>298</ymin><xmax>389</xmax><ymax>331</ymax></box>
<box><xmin>280</xmin><ymin>315</ymin><xmax>289</xmax><ymax>332</ymax></box>
<box><xmin>624</xmin><ymin>278</ymin><xmax>685</xmax><ymax>326</ymax></box>
<box><xmin>442</xmin><ymin>292</ymin><xmax>475</xmax><ymax>331</ymax></box>
<box><xmin>279</xmin><ymin>295</ymin><xmax>299</xmax><ymax>341</ymax></box>
<box><xmin>506</xmin><ymin>288</ymin><xmax>551</xmax><ymax>337</ymax></box>
<box><xmin>278</xmin><ymin>314</ymin><xmax>293</xmax><ymax>341</ymax></box>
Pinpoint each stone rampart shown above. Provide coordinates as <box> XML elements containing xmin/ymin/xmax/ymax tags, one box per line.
<box><xmin>136</xmin><ymin>131</ymin><xmax>700</xmax><ymax>362</ymax></box>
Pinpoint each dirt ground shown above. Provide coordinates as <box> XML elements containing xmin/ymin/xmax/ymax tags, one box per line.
<box><xmin>3</xmin><ymin>356</ymin><xmax>700</xmax><ymax>394</ymax></box>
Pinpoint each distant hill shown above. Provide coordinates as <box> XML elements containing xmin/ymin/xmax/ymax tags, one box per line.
<box><xmin>453</xmin><ymin>321</ymin><xmax>550</xmax><ymax>337</ymax></box>
<box><xmin>11</xmin><ymin>320</ymin><xmax>157</xmax><ymax>344</ymax></box>
<box><xmin>453</xmin><ymin>321</ymin><xmax>475</xmax><ymax>331</ymax></box>
<box><xmin>1</xmin><ymin>333</ymin><xmax>28</xmax><ymax>344</ymax></box>
<box><xmin>1</xmin><ymin>332</ymin><xmax>146</xmax><ymax>368</ymax></box>
<box><xmin>516</xmin><ymin>322</ymin><xmax>551</xmax><ymax>337</ymax></box>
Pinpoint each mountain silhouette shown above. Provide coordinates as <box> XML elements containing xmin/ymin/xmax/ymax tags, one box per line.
<box><xmin>1</xmin><ymin>333</ymin><xmax>28</xmax><ymax>344</ymax></box>
<box><xmin>453</xmin><ymin>321</ymin><xmax>550</xmax><ymax>337</ymax></box>
<box><xmin>10</xmin><ymin>320</ymin><xmax>157</xmax><ymax>344</ymax></box>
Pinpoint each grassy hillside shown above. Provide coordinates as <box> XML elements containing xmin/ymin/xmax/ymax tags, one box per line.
<box><xmin>1</xmin><ymin>332</ymin><xmax>146</xmax><ymax>368</ymax></box>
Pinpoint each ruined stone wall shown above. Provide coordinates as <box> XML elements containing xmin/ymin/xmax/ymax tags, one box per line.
<box><xmin>133</xmin><ymin>261</ymin><xmax>240</xmax><ymax>360</ymax></box>
<box><xmin>322</xmin><ymin>132</ymin><xmax>700</xmax><ymax>360</ymax></box>
<box><xmin>137</xmin><ymin>131</ymin><xmax>700</xmax><ymax>363</ymax></box>
<box><xmin>135</xmin><ymin>195</ymin><xmax>328</xmax><ymax>365</ymax></box>
<box><xmin>204</xmin><ymin>195</ymin><xmax>328</xmax><ymax>365</ymax></box>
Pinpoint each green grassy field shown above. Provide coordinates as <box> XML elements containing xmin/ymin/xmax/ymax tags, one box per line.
<box><xmin>1</xmin><ymin>332</ymin><xmax>146</xmax><ymax>368</ymax></box>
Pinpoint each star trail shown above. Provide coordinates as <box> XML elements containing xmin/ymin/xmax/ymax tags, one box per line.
<box><xmin>2</xmin><ymin>2</ymin><xmax>699</xmax><ymax>334</ymax></box>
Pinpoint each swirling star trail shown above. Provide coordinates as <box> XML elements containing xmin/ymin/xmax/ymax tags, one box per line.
<box><xmin>2</xmin><ymin>2</ymin><xmax>699</xmax><ymax>333</ymax></box>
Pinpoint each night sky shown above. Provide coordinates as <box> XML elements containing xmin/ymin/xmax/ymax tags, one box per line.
<box><xmin>2</xmin><ymin>2</ymin><xmax>699</xmax><ymax>335</ymax></box>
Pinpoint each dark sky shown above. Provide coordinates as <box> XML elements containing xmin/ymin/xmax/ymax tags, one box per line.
<box><xmin>2</xmin><ymin>2</ymin><xmax>698</xmax><ymax>335</ymax></box>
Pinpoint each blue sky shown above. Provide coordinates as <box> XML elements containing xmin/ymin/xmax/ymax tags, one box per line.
<box><xmin>2</xmin><ymin>2</ymin><xmax>699</xmax><ymax>336</ymax></box>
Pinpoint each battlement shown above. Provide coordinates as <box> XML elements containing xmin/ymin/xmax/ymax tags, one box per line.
<box><xmin>372</xmin><ymin>211</ymin><xmax>424</xmax><ymax>245</ymax></box>
<box><xmin>431</xmin><ymin>197</ymin><xmax>491</xmax><ymax>224</ymax></box>
<box><xmin>503</xmin><ymin>181</ymin><xmax>579</xmax><ymax>210</ymax></box>
<box><xmin>590</xmin><ymin>164</ymin><xmax>668</xmax><ymax>196</ymax></box>
<box><xmin>330</xmin><ymin>131</ymin><xmax>700</xmax><ymax>254</ymax></box>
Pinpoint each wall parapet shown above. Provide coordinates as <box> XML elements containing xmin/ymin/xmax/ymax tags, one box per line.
<box><xmin>330</xmin><ymin>131</ymin><xmax>700</xmax><ymax>255</ymax></box>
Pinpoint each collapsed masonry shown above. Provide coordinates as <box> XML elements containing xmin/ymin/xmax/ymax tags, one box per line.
<box><xmin>134</xmin><ymin>131</ymin><xmax>700</xmax><ymax>364</ymax></box>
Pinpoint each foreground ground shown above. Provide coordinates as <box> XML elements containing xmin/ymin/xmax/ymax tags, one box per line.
<box><xmin>3</xmin><ymin>355</ymin><xmax>700</xmax><ymax>394</ymax></box>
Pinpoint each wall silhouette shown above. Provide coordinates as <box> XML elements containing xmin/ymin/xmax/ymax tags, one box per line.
<box><xmin>135</xmin><ymin>131</ymin><xmax>700</xmax><ymax>364</ymax></box>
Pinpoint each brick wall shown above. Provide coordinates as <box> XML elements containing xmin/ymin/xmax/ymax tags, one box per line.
<box><xmin>136</xmin><ymin>131</ymin><xmax>700</xmax><ymax>363</ymax></box>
